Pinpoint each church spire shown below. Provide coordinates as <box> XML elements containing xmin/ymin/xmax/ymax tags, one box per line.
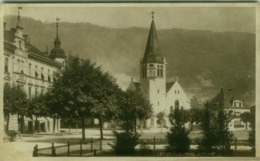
<box><xmin>16</xmin><ymin>7</ymin><xmax>23</xmax><ymax>29</ymax></box>
<box><xmin>142</xmin><ymin>11</ymin><xmax>163</xmax><ymax>64</ymax></box>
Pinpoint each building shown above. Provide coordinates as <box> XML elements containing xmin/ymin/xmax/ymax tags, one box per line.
<box><xmin>210</xmin><ymin>89</ymin><xmax>252</xmax><ymax>131</ymax></box>
<box><xmin>3</xmin><ymin>8</ymin><xmax>65</xmax><ymax>133</ymax></box>
<box><xmin>226</xmin><ymin>100</ymin><xmax>251</xmax><ymax>131</ymax></box>
<box><xmin>128</xmin><ymin>14</ymin><xmax>190</xmax><ymax>129</ymax></box>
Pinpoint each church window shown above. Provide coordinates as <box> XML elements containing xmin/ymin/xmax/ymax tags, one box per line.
<box><xmin>157</xmin><ymin>68</ymin><xmax>160</xmax><ymax>77</ymax></box>
<box><xmin>175</xmin><ymin>100</ymin><xmax>179</xmax><ymax>109</ymax></box>
<box><xmin>160</xmin><ymin>69</ymin><xmax>163</xmax><ymax>77</ymax></box>
<box><xmin>5</xmin><ymin>58</ymin><xmax>8</xmax><ymax>73</ymax></box>
<box><xmin>158</xmin><ymin>89</ymin><xmax>159</xmax><ymax>94</ymax></box>
<box><xmin>158</xmin><ymin>101</ymin><xmax>160</xmax><ymax>106</ymax></box>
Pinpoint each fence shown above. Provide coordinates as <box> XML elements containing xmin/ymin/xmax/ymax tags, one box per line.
<box><xmin>34</xmin><ymin>137</ymin><xmax>251</xmax><ymax>157</ymax></box>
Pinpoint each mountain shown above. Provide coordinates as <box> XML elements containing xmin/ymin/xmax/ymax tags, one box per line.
<box><xmin>4</xmin><ymin>16</ymin><xmax>255</xmax><ymax>107</ymax></box>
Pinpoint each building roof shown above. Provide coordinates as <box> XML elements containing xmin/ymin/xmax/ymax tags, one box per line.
<box><xmin>4</xmin><ymin>27</ymin><xmax>62</xmax><ymax>68</ymax></box>
<box><xmin>49</xmin><ymin>20</ymin><xmax>66</xmax><ymax>59</ymax></box>
<box><xmin>4</xmin><ymin>29</ymin><xmax>16</xmax><ymax>42</ymax></box>
<box><xmin>142</xmin><ymin>19</ymin><xmax>164</xmax><ymax>64</ymax></box>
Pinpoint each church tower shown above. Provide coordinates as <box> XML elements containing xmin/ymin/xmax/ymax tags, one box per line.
<box><xmin>140</xmin><ymin>12</ymin><xmax>166</xmax><ymax>128</ymax></box>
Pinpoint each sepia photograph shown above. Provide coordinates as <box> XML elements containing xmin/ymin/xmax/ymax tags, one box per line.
<box><xmin>1</xmin><ymin>3</ymin><xmax>258</xmax><ymax>160</ymax></box>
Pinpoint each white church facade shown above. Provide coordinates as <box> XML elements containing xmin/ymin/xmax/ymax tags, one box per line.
<box><xmin>128</xmin><ymin>15</ymin><xmax>190</xmax><ymax>129</ymax></box>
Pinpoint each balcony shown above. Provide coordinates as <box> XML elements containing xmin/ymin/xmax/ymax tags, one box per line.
<box><xmin>16</xmin><ymin>73</ymin><xmax>26</xmax><ymax>84</ymax></box>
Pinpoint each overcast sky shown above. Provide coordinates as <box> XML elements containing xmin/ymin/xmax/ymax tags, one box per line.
<box><xmin>4</xmin><ymin>4</ymin><xmax>256</xmax><ymax>33</ymax></box>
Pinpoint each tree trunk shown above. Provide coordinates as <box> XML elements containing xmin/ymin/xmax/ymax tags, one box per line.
<box><xmin>82</xmin><ymin>117</ymin><xmax>85</xmax><ymax>140</ymax></box>
<box><xmin>134</xmin><ymin>118</ymin><xmax>137</xmax><ymax>134</ymax></box>
<box><xmin>98</xmin><ymin>117</ymin><xmax>103</xmax><ymax>140</ymax></box>
<box><xmin>6</xmin><ymin>112</ymin><xmax>10</xmax><ymax>132</ymax></box>
<box><xmin>76</xmin><ymin>120</ymin><xmax>78</xmax><ymax>132</ymax></box>
<box><xmin>69</xmin><ymin>121</ymin><xmax>71</xmax><ymax>133</ymax></box>
<box><xmin>34</xmin><ymin>116</ymin><xmax>38</xmax><ymax>133</ymax></box>
<box><xmin>53</xmin><ymin>116</ymin><xmax>56</xmax><ymax>133</ymax></box>
<box><xmin>20</xmin><ymin>115</ymin><xmax>24</xmax><ymax>133</ymax></box>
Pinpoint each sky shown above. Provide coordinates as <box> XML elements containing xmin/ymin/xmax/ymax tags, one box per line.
<box><xmin>3</xmin><ymin>4</ymin><xmax>256</xmax><ymax>33</ymax></box>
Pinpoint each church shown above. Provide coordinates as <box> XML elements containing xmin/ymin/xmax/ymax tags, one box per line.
<box><xmin>128</xmin><ymin>14</ymin><xmax>190</xmax><ymax>129</ymax></box>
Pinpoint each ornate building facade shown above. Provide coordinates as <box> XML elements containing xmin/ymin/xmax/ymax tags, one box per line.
<box><xmin>3</xmin><ymin>9</ymin><xmax>65</xmax><ymax>133</ymax></box>
<box><xmin>128</xmin><ymin>15</ymin><xmax>191</xmax><ymax>129</ymax></box>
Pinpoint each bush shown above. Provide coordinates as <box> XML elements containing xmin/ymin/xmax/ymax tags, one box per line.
<box><xmin>138</xmin><ymin>140</ymin><xmax>152</xmax><ymax>156</ymax></box>
<box><xmin>166</xmin><ymin>126</ymin><xmax>191</xmax><ymax>154</ymax></box>
<box><xmin>110</xmin><ymin>131</ymin><xmax>140</xmax><ymax>156</ymax></box>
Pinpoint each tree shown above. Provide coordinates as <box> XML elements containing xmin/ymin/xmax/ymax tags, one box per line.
<box><xmin>114</xmin><ymin>89</ymin><xmax>152</xmax><ymax>133</ymax></box>
<box><xmin>197</xmin><ymin>102</ymin><xmax>218</xmax><ymax>155</ymax></box>
<box><xmin>28</xmin><ymin>94</ymin><xmax>50</xmax><ymax>133</ymax></box>
<box><xmin>166</xmin><ymin>107</ymin><xmax>191</xmax><ymax>154</ymax></box>
<box><xmin>156</xmin><ymin>111</ymin><xmax>165</xmax><ymax>132</ymax></box>
<box><xmin>190</xmin><ymin>96</ymin><xmax>203</xmax><ymax>130</ymax></box>
<box><xmin>240</xmin><ymin>112</ymin><xmax>251</xmax><ymax>130</ymax></box>
<box><xmin>248</xmin><ymin>106</ymin><xmax>255</xmax><ymax>153</ymax></box>
<box><xmin>3</xmin><ymin>84</ymin><xmax>28</xmax><ymax>132</ymax></box>
<box><xmin>110</xmin><ymin>89</ymin><xmax>152</xmax><ymax>155</ymax></box>
<box><xmin>89</xmin><ymin>70</ymin><xmax>120</xmax><ymax>140</ymax></box>
<box><xmin>214</xmin><ymin>110</ymin><xmax>234</xmax><ymax>156</ymax></box>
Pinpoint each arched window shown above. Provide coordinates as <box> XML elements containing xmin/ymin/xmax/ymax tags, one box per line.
<box><xmin>5</xmin><ymin>58</ymin><xmax>8</xmax><ymax>73</ymax></box>
<box><xmin>175</xmin><ymin>100</ymin><xmax>179</xmax><ymax>109</ymax></box>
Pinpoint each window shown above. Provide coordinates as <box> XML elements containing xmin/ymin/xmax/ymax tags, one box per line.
<box><xmin>28</xmin><ymin>86</ymin><xmax>32</xmax><ymax>99</ymax></box>
<box><xmin>35</xmin><ymin>66</ymin><xmax>38</xmax><ymax>78</ymax></box>
<box><xmin>29</xmin><ymin>64</ymin><xmax>31</xmax><ymax>76</ymax></box>
<box><xmin>158</xmin><ymin>102</ymin><xmax>160</xmax><ymax>106</ymax></box>
<box><xmin>149</xmin><ymin>64</ymin><xmax>154</xmax><ymax>67</ymax></box>
<box><xmin>5</xmin><ymin>58</ymin><xmax>8</xmax><ymax>73</ymax></box>
<box><xmin>41</xmin><ymin>68</ymin><xmax>44</xmax><ymax>80</ymax></box>
<box><xmin>35</xmin><ymin>88</ymin><xmax>38</xmax><ymax>96</ymax></box>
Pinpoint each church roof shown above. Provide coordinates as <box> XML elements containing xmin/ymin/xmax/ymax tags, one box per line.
<box><xmin>128</xmin><ymin>81</ymin><xmax>140</xmax><ymax>91</ymax></box>
<box><xmin>142</xmin><ymin>19</ymin><xmax>164</xmax><ymax>64</ymax></box>
<box><xmin>166</xmin><ymin>81</ymin><xmax>175</xmax><ymax>93</ymax></box>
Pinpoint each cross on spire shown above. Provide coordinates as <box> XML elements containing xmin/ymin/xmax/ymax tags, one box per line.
<box><xmin>151</xmin><ymin>11</ymin><xmax>155</xmax><ymax>20</ymax></box>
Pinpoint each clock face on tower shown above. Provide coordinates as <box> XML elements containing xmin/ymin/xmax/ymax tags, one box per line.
<box><xmin>147</xmin><ymin>69</ymin><xmax>156</xmax><ymax>77</ymax></box>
